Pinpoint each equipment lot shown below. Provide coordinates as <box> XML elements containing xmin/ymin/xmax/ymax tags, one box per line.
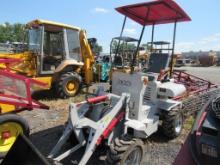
<box><xmin>18</xmin><ymin>66</ymin><xmax>220</xmax><ymax>165</ymax></box>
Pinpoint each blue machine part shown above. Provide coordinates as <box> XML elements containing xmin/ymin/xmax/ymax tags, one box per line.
<box><xmin>100</xmin><ymin>62</ymin><xmax>110</xmax><ymax>81</ymax></box>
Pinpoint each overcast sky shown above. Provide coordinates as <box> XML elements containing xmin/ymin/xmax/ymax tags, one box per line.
<box><xmin>0</xmin><ymin>0</ymin><xmax>220</xmax><ymax>53</ymax></box>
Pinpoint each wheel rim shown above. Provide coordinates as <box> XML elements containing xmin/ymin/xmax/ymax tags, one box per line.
<box><xmin>175</xmin><ymin>114</ymin><xmax>183</xmax><ymax>134</ymax></box>
<box><xmin>125</xmin><ymin>146</ymin><xmax>142</xmax><ymax>165</ymax></box>
<box><xmin>65</xmin><ymin>81</ymin><xmax>78</xmax><ymax>94</ymax></box>
<box><xmin>0</xmin><ymin>122</ymin><xmax>23</xmax><ymax>153</ymax></box>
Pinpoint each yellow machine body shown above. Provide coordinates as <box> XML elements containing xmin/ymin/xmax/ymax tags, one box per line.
<box><xmin>0</xmin><ymin>104</ymin><xmax>15</xmax><ymax>114</ymax></box>
<box><xmin>0</xmin><ymin>19</ymin><xmax>95</xmax><ymax>97</ymax></box>
<box><xmin>0</xmin><ymin>51</ymin><xmax>37</xmax><ymax>77</ymax></box>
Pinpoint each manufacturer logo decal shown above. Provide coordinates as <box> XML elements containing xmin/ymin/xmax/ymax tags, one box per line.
<box><xmin>118</xmin><ymin>79</ymin><xmax>131</xmax><ymax>86</ymax></box>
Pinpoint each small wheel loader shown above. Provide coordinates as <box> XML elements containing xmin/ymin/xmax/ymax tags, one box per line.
<box><xmin>2</xmin><ymin>0</ymin><xmax>220</xmax><ymax>165</ymax></box>
<box><xmin>0</xmin><ymin>20</ymin><xmax>96</xmax><ymax>98</ymax></box>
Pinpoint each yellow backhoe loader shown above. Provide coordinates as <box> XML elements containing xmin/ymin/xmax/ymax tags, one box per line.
<box><xmin>0</xmin><ymin>19</ymin><xmax>95</xmax><ymax>98</ymax></box>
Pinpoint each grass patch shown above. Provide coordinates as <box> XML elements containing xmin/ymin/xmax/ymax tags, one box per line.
<box><xmin>183</xmin><ymin>116</ymin><xmax>194</xmax><ymax>131</ymax></box>
<box><xmin>40</xmin><ymin>93</ymin><xmax>85</xmax><ymax>110</ymax></box>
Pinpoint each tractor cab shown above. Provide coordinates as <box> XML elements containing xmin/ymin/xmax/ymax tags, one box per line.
<box><xmin>0</xmin><ymin>19</ymin><xmax>96</xmax><ymax>98</ymax></box>
<box><xmin>110</xmin><ymin>36</ymin><xmax>138</xmax><ymax>68</ymax></box>
<box><xmin>26</xmin><ymin>19</ymin><xmax>83</xmax><ymax>75</ymax></box>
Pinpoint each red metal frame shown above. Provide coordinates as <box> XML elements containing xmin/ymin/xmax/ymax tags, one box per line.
<box><xmin>96</xmin><ymin>111</ymin><xmax>125</xmax><ymax>145</ymax></box>
<box><xmin>0</xmin><ymin>58</ymin><xmax>21</xmax><ymax>71</ymax></box>
<box><xmin>87</xmin><ymin>95</ymin><xmax>108</xmax><ymax>104</ymax></box>
<box><xmin>172</xmin><ymin>70</ymin><xmax>218</xmax><ymax>100</ymax></box>
<box><xmin>0</xmin><ymin>59</ymin><xmax>49</xmax><ymax>113</ymax></box>
<box><xmin>0</xmin><ymin>58</ymin><xmax>21</xmax><ymax>63</ymax></box>
<box><xmin>0</xmin><ymin>69</ymin><xmax>46</xmax><ymax>87</ymax></box>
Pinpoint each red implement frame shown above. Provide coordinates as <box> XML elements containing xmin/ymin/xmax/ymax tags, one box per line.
<box><xmin>0</xmin><ymin>59</ymin><xmax>49</xmax><ymax>113</ymax></box>
<box><xmin>172</xmin><ymin>70</ymin><xmax>218</xmax><ymax>100</ymax></box>
<box><xmin>0</xmin><ymin>58</ymin><xmax>21</xmax><ymax>71</ymax></box>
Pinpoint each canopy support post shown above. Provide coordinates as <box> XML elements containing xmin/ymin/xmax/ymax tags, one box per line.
<box><xmin>115</xmin><ymin>16</ymin><xmax>127</xmax><ymax>57</ymax></box>
<box><xmin>131</xmin><ymin>25</ymin><xmax>145</xmax><ymax>73</ymax></box>
<box><xmin>131</xmin><ymin>7</ymin><xmax>150</xmax><ymax>73</ymax></box>
<box><xmin>150</xmin><ymin>24</ymin><xmax>155</xmax><ymax>52</ymax></box>
<box><xmin>170</xmin><ymin>21</ymin><xmax>177</xmax><ymax>78</ymax></box>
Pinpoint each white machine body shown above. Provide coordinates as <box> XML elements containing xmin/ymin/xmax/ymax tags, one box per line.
<box><xmin>112</xmin><ymin>71</ymin><xmax>186</xmax><ymax>138</ymax></box>
<box><xmin>158</xmin><ymin>81</ymin><xmax>186</xmax><ymax>98</ymax></box>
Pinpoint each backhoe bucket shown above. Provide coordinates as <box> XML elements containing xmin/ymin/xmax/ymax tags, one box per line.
<box><xmin>1</xmin><ymin>134</ymin><xmax>50</xmax><ymax>165</ymax></box>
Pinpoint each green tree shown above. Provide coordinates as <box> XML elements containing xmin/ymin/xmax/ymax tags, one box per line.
<box><xmin>93</xmin><ymin>43</ymin><xmax>103</xmax><ymax>55</ymax></box>
<box><xmin>0</xmin><ymin>22</ymin><xmax>25</xmax><ymax>43</ymax></box>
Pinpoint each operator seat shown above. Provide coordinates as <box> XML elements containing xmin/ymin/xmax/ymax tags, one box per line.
<box><xmin>146</xmin><ymin>53</ymin><xmax>170</xmax><ymax>73</ymax></box>
<box><xmin>114</xmin><ymin>55</ymin><xmax>123</xmax><ymax>67</ymax></box>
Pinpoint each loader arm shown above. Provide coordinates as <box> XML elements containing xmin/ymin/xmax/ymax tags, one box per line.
<box><xmin>79</xmin><ymin>30</ymin><xmax>95</xmax><ymax>85</ymax></box>
<box><xmin>48</xmin><ymin>93</ymin><xmax>127</xmax><ymax>165</ymax></box>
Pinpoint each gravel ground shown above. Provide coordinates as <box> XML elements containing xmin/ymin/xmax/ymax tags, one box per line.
<box><xmin>18</xmin><ymin>66</ymin><xmax>220</xmax><ymax>165</ymax></box>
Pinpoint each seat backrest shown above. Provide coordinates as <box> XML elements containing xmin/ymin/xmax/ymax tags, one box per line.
<box><xmin>114</xmin><ymin>55</ymin><xmax>123</xmax><ymax>67</ymax></box>
<box><xmin>147</xmin><ymin>53</ymin><xmax>170</xmax><ymax>73</ymax></box>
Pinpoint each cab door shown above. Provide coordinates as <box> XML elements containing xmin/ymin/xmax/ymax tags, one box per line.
<box><xmin>40</xmin><ymin>25</ymin><xmax>66</xmax><ymax>74</ymax></box>
<box><xmin>65</xmin><ymin>28</ymin><xmax>81</xmax><ymax>62</ymax></box>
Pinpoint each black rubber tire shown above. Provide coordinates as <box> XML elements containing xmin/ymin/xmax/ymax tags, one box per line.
<box><xmin>162</xmin><ymin>108</ymin><xmax>183</xmax><ymax>139</ymax></box>
<box><xmin>57</xmin><ymin>72</ymin><xmax>82</xmax><ymax>98</ymax></box>
<box><xmin>106</xmin><ymin>135</ymin><xmax>144</xmax><ymax>165</ymax></box>
<box><xmin>0</xmin><ymin>114</ymin><xmax>30</xmax><ymax>158</ymax></box>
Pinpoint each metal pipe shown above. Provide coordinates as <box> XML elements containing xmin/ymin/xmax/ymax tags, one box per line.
<box><xmin>150</xmin><ymin>24</ymin><xmax>155</xmax><ymax>52</ymax></box>
<box><xmin>131</xmin><ymin>7</ymin><xmax>150</xmax><ymax>73</ymax></box>
<box><xmin>170</xmin><ymin>21</ymin><xmax>177</xmax><ymax>78</ymax></box>
<box><xmin>131</xmin><ymin>25</ymin><xmax>146</xmax><ymax>71</ymax></box>
<box><xmin>40</xmin><ymin>26</ymin><xmax>44</xmax><ymax>74</ymax></box>
<box><xmin>109</xmin><ymin>38</ymin><xmax>114</xmax><ymax>65</ymax></box>
<box><xmin>115</xmin><ymin>16</ymin><xmax>127</xmax><ymax>57</ymax></box>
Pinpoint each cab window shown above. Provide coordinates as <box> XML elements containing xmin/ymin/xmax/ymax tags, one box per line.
<box><xmin>66</xmin><ymin>29</ymin><xmax>81</xmax><ymax>61</ymax></box>
<box><xmin>43</xmin><ymin>25</ymin><xmax>64</xmax><ymax>72</ymax></box>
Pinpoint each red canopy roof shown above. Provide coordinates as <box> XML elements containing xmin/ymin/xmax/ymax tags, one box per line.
<box><xmin>116</xmin><ymin>0</ymin><xmax>191</xmax><ymax>26</ymax></box>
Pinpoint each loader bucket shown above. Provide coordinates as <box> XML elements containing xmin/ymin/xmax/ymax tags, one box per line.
<box><xmin>1</xmin><ymin>134</ymin><xmax>50</xmax><ymax>165</ymax></box>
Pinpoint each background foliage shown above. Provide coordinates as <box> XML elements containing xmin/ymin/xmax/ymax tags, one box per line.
<box><xmin>0</xmin><ymin>23</ymin><xmax>26</xmax><ymax>43</ymax></box>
